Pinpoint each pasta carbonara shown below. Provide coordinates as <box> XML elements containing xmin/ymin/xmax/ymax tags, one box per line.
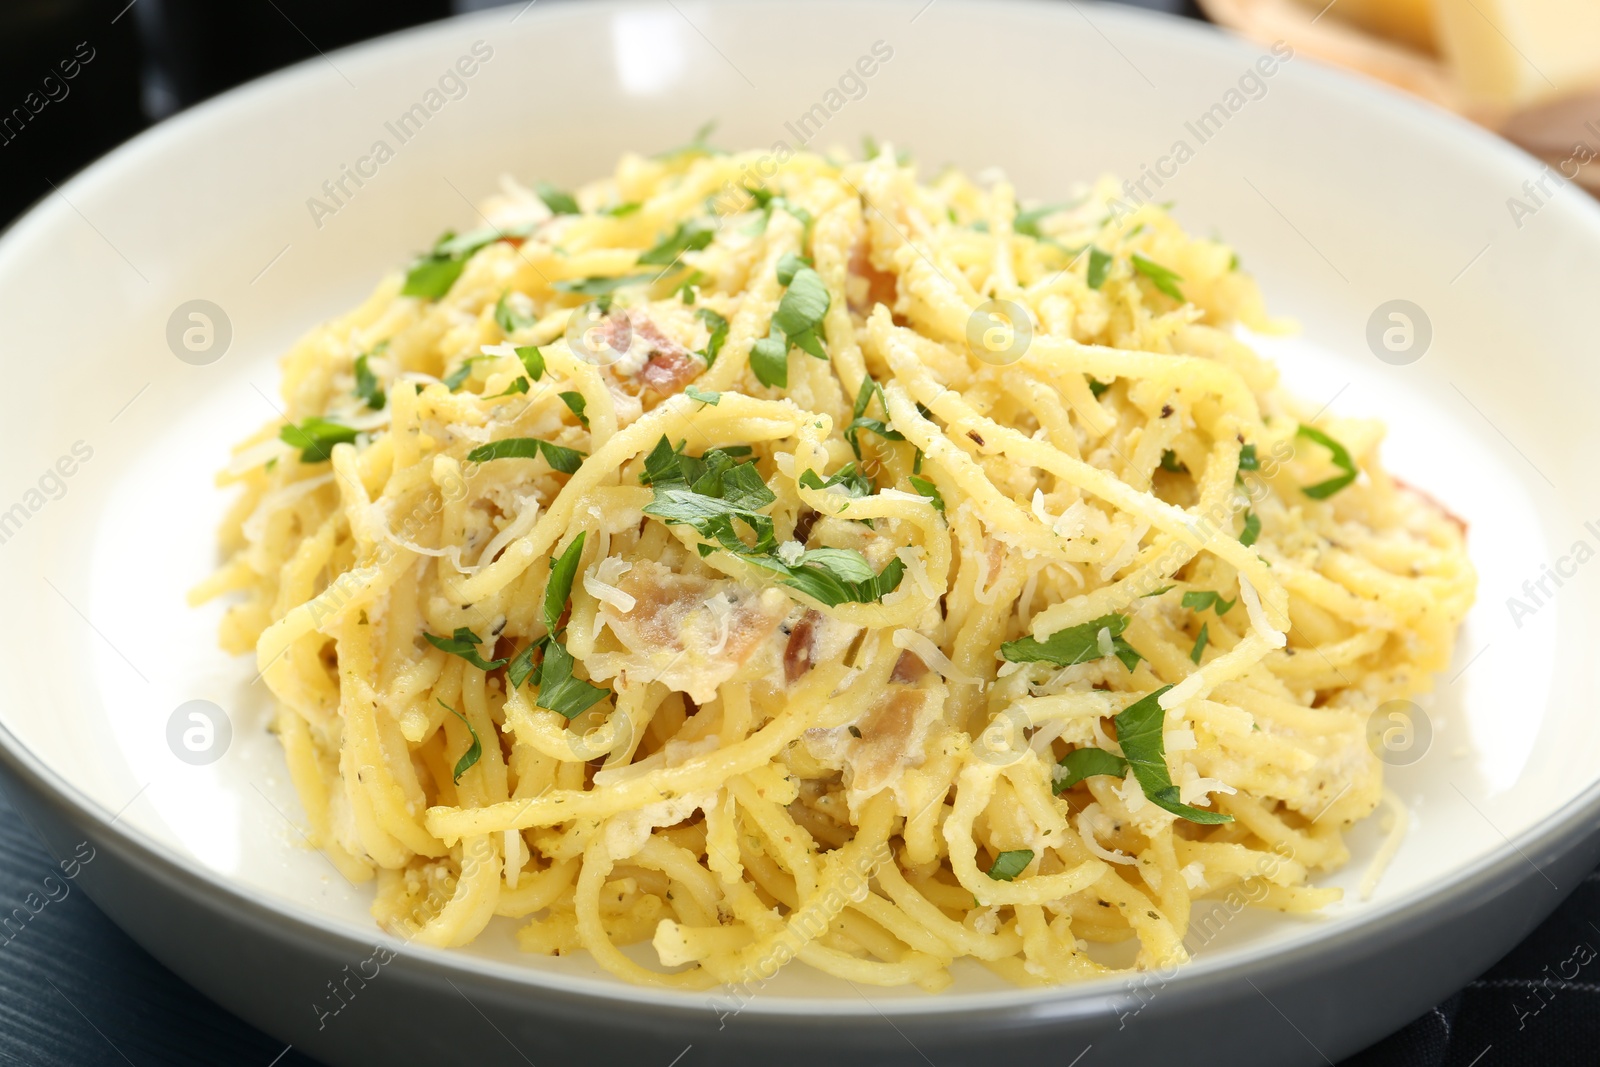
<box><xmin>193</xmin><ymin>139</ymin><xmax>1475</xmax><ymax>991</ymax></box>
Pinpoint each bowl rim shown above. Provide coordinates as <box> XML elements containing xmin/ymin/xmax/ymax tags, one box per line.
<box><xmin>2</xmin><ymin>0</ymin><xmax>1597</xmax><ymax>1022</ymax></box>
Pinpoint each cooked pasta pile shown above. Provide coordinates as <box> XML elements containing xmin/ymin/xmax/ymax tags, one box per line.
<box><xmin>194</xmin><ymin>140</ymin><xmax>1475</xmax><ymax>991</ymax></box>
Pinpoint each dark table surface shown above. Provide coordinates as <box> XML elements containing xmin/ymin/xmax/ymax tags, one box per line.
<box><xmin>3</xmin><ymin>1</ymin><xmax>1597</xmax><ymax>1065</ymax></box>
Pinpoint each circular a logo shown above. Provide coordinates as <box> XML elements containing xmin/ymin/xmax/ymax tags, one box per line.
<box><xmin>166</xmin><ymin>700</ymin><xmax>232</xmax><ymax>765</ymax></box>
<box><xmin>1366</xmin><ymin>299</ymin><xmax>1431</xmax><ymax>366</ymax></box>
<box><xmin>166</xmin><ymin>300</ymin><xmax>232</xmax><ymax>366</ymax></box>
<box><xmin>1365</xmin><ymin>700</ymin><xmax>1431</xmax><ymax>766</ymax></box>
<box><xmin>972</xmin><ymin>705</ymin><xmax>1030</xmax><ymax>766</ymax></box>
<box><xmin>965</xmin><ymin>299</ymin><xmax>1033</xmax><ymax>366</ymax></box>
<box><xmin>564</xmin><ymin>302</ymin><xmax>634</xmax><ymax>367</ymax></box>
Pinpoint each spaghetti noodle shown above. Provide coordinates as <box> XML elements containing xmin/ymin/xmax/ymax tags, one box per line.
<box><xmin>193</xmin><ymin>141</ymin><xmax>1475</xmax><ymax>990</ymax></box>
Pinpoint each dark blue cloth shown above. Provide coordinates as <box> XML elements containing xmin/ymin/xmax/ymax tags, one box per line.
<box><xmin>0</xmin><ymin>774</ymin><xmax>1595</xmax><ymax>1065</ymax></box>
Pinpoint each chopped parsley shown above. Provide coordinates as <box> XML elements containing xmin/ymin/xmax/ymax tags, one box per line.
<box><xmin>1238</xmin><ymin>443</ymin><xmax>1259</xmax><ymax>471</ymax></box>
<box><xmin>602</xmin><ymin>201</ymin><xmax>641</xmax><ymax>217</ymax></box>
<box><xmin>776</xmin><ymin>252</ymin><xmax>812</xmax><ymax>286</ymax></box>
<box><xmin>907</xmin><ymin>475</ymin><xmax>945</xmax><ymax>513</ymax></box>
<box><xmin>1013</xmin><ymin>203</ymin><xmax>1070</xmax><ymax>240</ymax></box>
<box><xmin>280</xmin><ymin>417</ymin><xmax>358</xmax><ymax>463</ymax></box>
<box><xmin>402</xmin><ymin>224</ymin><xmax>531</xmax><ymax>300</ymax></box>
<box><xmin>685</xmin><ymin>385</ymin><xmax>720</xmax><ymax>406</ymax></box>
<box><xmin>465</xmin><ymin>437</ymin><xmax>586</xmax><ymax>474</ymax></box>
<box><xmin>696</xmin><ymin>307</ymin><xmax>729</xmax><ymax>366</ymax></box>
<box><xmin>1130</xmin><ymin>252</ymin><xmax>1185</xmax><ymax>303</ymax></box>
<box><xmin>1239</xmin><ymin>509</ymin><xmax>1261</xmax><ymax>547</ymax></box>
<box><xmin>1296</xmin><ymin>424</ymin><xmax>1358</xmax><ymax>499</ymax></box>
<box><xmin>552</xmin><ymin>273</ymin><xmax>658</xmax><ymax>297</ymax></box>
<box><xmin>751</xmin><ymin>259</ymin><xmax>831</xmax><ymax>388</ymax></box>
<box><xmin>640</xmin><ymin>436</ymin><xmax>903</xmax><ymax>607</ymax></box>
<box><xmin>1086</xmin><ymin>246</ymin><xmax>1113</xmax><ymax>290</ymax></box>
<box><xmin>1159</xmin><ymin>449</ymin><xmax>1187</xmax><ymax>473</ymax></box>
<box><xmin>504</xmin><ymin>533</ymin><xmax>610</xmax><ymax>719</ymax></box>
<box><xmin>654</xmin><ymin>120</ymin><xmax>721</xmax><ymax>162</ymax></box>
<box><xmin>424</xmin><ymin>627</ymin><xmax>507</xmax><ymax>671</ymax></box>
<box><xmin>442</xmin><ymin>354</ymin><xmax>493</xmax><ymax>391</ymax></box>
<box><xmin>987</xmin><ymin>849</ymin><xmax>1034</xmax><ymax>881</ymax></box>
<box><xmin>844</xmin><ymin>377</ymin><xmax>906</xmax><ymax>459</ymax></box>
<box><xmin>799</xmin><ymin>462</ymin><xmax>874</xmax><ymax>499</ymax></box>
<box><xmin>1190</xmin><ymin>622</ymin><xmax>1210</xmax><ymax>664</ymax></box>
<box><xmin>437</xmin><ymin>700</ymin><xmax>483</xmax><ymax>784</ymax></box>
<box><xmin>1054</xmin><ymin>747</ymin><xmax>1129</xmax><ymax>793</ymax></box>
<box><xmin>638</xmin><ymin>218</ymin><xmax>716</xmax><ymax>266</ymax></box>
<box><xmin>1000</xmin><ymin>612</ymin><xmax>1144</xmax><ymax>673</ymax></box>
<box><xmin>1181</xmin><ymin>590</ymin><xmax>1235</xmax><ymax>616</ymax></box>
<box><xmin>559</xmin><ymin>391</ymin><xmax>590</xmax><ymax>427</ymax></box>
<box><xmin>1088</xmin><ymin>378</ymin><xmax>1111</xmax><ymax>398</ymax></box>
<box><xmin>516</xmin><ymin>345</ymin><xmax>546</xmax><ymax>381</ymax></box>
<box><xmin>494</xmin><ymin>291</ymin><xmax>535</xmax><ymax>334</ymax></box>
<box><xmin>353</xmin><ymin>350</ymin><xmax>386</xmax><ymax>411</ymax></box>
<box><xmin>534</xmin><ymin>181</ymin><xmax>580</xmax><ymax>216</ymax></box>
<box><xmin>1113</xmin><ymin>686</ymin><xmax>1232</xmax><ymax>824</ymax></box>
<box><xmin>488</xmin><ymin>377</ymin><xmax>529</xmax><ymax>398</ymax></box>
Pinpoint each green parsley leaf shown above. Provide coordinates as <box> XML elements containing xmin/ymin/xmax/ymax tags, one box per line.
<box><xmin>987</xmin><ymin>849</ymin><xmax>1033</xmax><ymax>881</ymax></box>
<box><xmin>1190</xmin><ymin>622</ymin><xmax>1210</xmax><ymax>664</ymax></box>
<box><xmin>774</xmin><ymin>267</ymin><xmax>830</xmax><ymax>340</ymax></box>
<box><xmin>494</xmin><ymin>291</ymin><xmax>535</xmax><ymax>334</ymax></box>
<box><xmin>280</xmin><ymin>417</ymin><xmax>358</xmax><ymax>463</ymax></box>
<box><xmin>638</xmin><ymin>218</ymin><xmax>716</xmax><ymax>266</ymax></box>
<box><xmin>696</xmin><ymin>307</ymin><xmax>729</xmax><ymax>366</ymax></box>
<box><xmin>424</xmin><ymin>627</ymin><xmax>508</xmax><ymax>671</ymax></box>
<box><xmin>685</xmin><ymin>385</ymin><xmax>720</xmax><ymax>406</ymax></box>
<box><xmin>1296</xmin><ymin>424</ymin><xmax>1358</xmax><ymax>499</ymax></box>
<box><xmin>353</xmin><ymin>352</ymin><xmax>386</xmax><ymax>411</ymax></box>
<box><xmin>553</xmin><ymin>273</ymin><xmax>659</xmax><ymax>296</ymax></box>
<box><xmin>654</xmin><ymin>120</ymin><xmax>721</xmax><ymax>162</ymax></box>
<box><xmin>1001</xmin><ymin>613</ymin><xmax>1132</xmax><ymax>668</ymax></box>
<box><xmin>1238</xmin><ymin>443</ymin><xmax>1259</xmax><ymax>471</ymax></box>
<box><xmin>1088</xmin><ymin>377</ymin><xmax>1111</xmax><ymax>399</ymax></box>
<box><xmin>1181</xmin><ymin>590</ymin><xmax>1236</xmax><ymax>616</ymax></box>
<box><xmin>559</xmin><ymin>390</ymin><xmax>590</xmax><ymax>427</ymax></box>
<box><xmin>798</xmin><ymin>462</ymin><xmax>874</xmax><ymax>498</ymax></box>
<box><xmin>844</xmin><ymin>377</ymin><xmax>905</xmax><ymax>458</ymax></box>
<box><xmin>907</xmin><ymin>475</ymin><xmax>945</xmax><ymax>513</ymax></box>
<box><xmin>544</xmin><ymin>531</ymin><xmax>586</xmax><ymax>634</ymax></box>
<box><xmin>1086</xmin><ymin>246</ymin><xmax>1113</xmax><ymax>289</ymax></box>
<box><xmin>750</xmin><ymin>329</ymin><xmax>790</xmax><ymax>388</ymax></box>
<box><xmin>506</xmin><ymin>640</ymin><xmax>541</xmax><ymax>690</ymax></box>
<box><xmin>1130</xmin><ymin>252</ymin><xmax>1185</xmax><ymax>302</ymax></box>
<box><xmin>1014</xmin><ymin>203</ymin><xmax>1068</xmax><ymax>239</ymax></box>
<box><xmin>442</xmin><ymin>355</ymin><xmax>492</xmax><ymax>391</ymax></box>
<box><xmin>602</xmin><ymin>201</ymin><xmax>642</xmax><ymax>217</ymax></box>
<box><xmin>1142</xmin><ymin>585</ymin><xmax>1174</xmax><ymax>597</ymax></box>
<box><xmin>488</xmin><ymin>377</ymin><xmax>529</xmax><ymax>398</ymax></box>
<box><xmin>535</xmin><ymin>181</ymin><xmax>581</xmax><ymax>216</ymax></box>
<box><xmin>776</xmin><ymin>252</ymin><xmax>813</xmax><ymax>286</ymax></box>
<box><xmin>1054</xmin><ymin>748</ymin><xmax>1129</xmax><ymax>794</ymax></box>
<box><xmin>1159</xmin><ymin>449</ymin><xmax>1187</xmax><ymax>473</ymax></box>
<box><xmin>1115</xmin><ymin>686</ymin><xmax>1233</xmax><ymax>824</ymax></box>
<box><xmin>437</xmin><ymin>699</ymin><xmax>483</xmax><ymax>784</ymax></box>
<box><xmin>532</xmin><ymin>639</ymin><xmax>610</xmax><ymax>719</ymax></box>
<box><xmin>516</xmin><ymin>345</ymin><xmax>546</xmax><ymax>381</ymax></box>
<box><xmin>744</xmin><ymin>551</ymin><xmax>907</xmax><ymax>608</ymax></box>
<box><xmin>1239</xmin><ymin>509</ymin><xmax>1261</xmax><ymax>547</ymax></box>
<box><xmin>466</xmin><ymin>437</ymin><xmax>586</xmax><ymax>474</ymax></box>
<box><xmin>402</xmin><ymin>224</ymin><xmax>532</xmax><ymax>300</ymax></box>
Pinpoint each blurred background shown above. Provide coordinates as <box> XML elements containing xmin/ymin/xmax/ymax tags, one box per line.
<box><xmin>3</xmin><ymin>0</ymin><xmax>1596</xmax><ymax>230</ymax></box>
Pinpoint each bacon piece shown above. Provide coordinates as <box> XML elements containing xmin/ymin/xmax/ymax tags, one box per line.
<box><xmin>633</xmin><ymin>318</ymin><xmax>702</xmax><ymax>396</ymax></box>
<box><xmin>598</xmin><ymin>561</ymin><xmax>787</xmax><ymax>704</ymax></box>
<box><xmin>1392</xmin><ymin>475</ymin><xmax>1468</xmax><ymax>536</ymax></box>
<box><xmin>848</xmin><ymin>238</ymin><xmax>898</xmax><ymax>315</ymax></box>
<box><xmin>891</xmin><ymin>650</ymin><xmax>927</xmax><ymax>685</ymax></box>
<box><xmin>803</xmin><ymin>688</ymin><xmax>942</xmax><ymax>801</ymax></box>
<box><xmin>784</xmin><ymin>610</ymin><xmax>821</xmax><ymax>684</ymax></box>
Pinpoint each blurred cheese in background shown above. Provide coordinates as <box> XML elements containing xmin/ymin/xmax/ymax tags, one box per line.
<box><xmin>1312</xmin><ymin>0</ymin><xmax>1439</xmax><ymax>55</ymax></box>
<box><xmin>1201</xmin><ymin>0</ymin><xmax>1600</xmax><ymax>192</ymax></box>
<box><xmin>1434</xmin><ymin>0</ymin><xmax>1600</xmax><ymax>110</ymax></box>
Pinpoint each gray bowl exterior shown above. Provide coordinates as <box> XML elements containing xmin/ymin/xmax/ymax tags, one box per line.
<box><xmin>4</xmin><ymin>733</ymin><xmax>1597</xmax><ymax>1067</ymax></box>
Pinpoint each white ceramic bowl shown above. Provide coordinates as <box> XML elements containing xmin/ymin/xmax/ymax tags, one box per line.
<box><xmin>2</xmin><ymin>2</ymin><xmax>1597</xmax><ymax>1064</ymax></box>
